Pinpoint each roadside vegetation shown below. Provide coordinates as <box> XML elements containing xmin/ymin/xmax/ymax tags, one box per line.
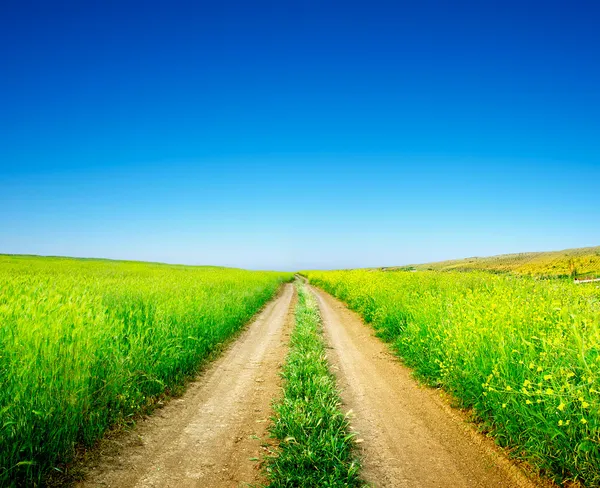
<box><xmin>266</xmin><ymin>282</ymin><xmax>363</xmax><ymax>487</ymax></box>
<box><xmin>0</xmin><ymin>255</ymin><xmax>291</xmax><ymax>486</ymax></box>
<box><xmin>305</xmin><ymin>269</ymin><xmax>600</xmax><ymax>486</ymax></box>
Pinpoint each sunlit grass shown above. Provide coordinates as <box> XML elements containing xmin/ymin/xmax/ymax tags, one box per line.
<box><xmin>266</xmin><ymin>282</ymin><xmax>363</xmax><ymax>487</ymax></box>
<box><xmin>0</xmin><ymin>255</ymin><xmax>292</xmax><ymax>486</ymax></box>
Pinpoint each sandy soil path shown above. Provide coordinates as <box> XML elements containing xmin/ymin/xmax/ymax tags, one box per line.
<box><xmin>78</xmin><ymin>283</ymin><xmax>294</xmax><ymax>488</ymax></box>
<box><xmin>310</xmin><ymin>285</ymin><xmax>543</xmax><ymax>488</ymax></box>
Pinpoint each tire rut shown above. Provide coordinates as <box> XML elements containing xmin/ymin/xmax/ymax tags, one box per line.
<box><xmin>310</xmin><ymin>285</ymin><xmax>546</xmax><ymax>488</ymax></box>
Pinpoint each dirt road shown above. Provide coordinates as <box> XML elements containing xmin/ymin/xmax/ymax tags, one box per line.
<box><xmin>78</xmin><ymin>283</ymin><xmax>294</xmax><ymax>488</ymax></box>
<box><xmin>310</xmin><ymin>285</ymin><xmax>542</xmax><ymax>488</ymax></box>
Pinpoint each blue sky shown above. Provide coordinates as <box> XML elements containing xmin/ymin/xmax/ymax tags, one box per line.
<box><xmin>1</xmin><ymin>1</ymin><xmax>599</xmax><ymax>270</ymax></box>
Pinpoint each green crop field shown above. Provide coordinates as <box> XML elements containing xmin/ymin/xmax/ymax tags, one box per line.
<box><xmin>305</xmin><ymin>269</ymin><xmax>600</xmax><ymax>485</ymax></box>
<box><xmin>0</xmin><ymin>255</ymin><xmax>292</xmax><ymax>486</ymax></box>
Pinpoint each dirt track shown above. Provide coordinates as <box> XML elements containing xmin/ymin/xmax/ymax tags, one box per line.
<box><xmin>77</xmin><ymin>281</ymin><xmax>548</xmax><ymax>488</ymax></box>
<box><xmin>310</xmin><ymin>285</ymin><xmax>543</xmax><ymax>488</ymax></box>
<box><xmin>78</xmin><ymin>283</ymin><xmax>294</xmax><ymax>488</ymax></box>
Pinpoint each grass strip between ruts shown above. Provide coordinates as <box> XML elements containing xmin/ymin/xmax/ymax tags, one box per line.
<box><xmin>265</xmin><ymin>281</ymin><xmax>364</xmax><ymax>487</ymax></box>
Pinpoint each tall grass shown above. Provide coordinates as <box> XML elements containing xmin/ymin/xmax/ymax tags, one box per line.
<box><xmin>0</xmin><ymin>255</ymin><xmax>291</xmax><ymax>486</ymax></box>
<box><xmin>266</xmin><ymin>282</ymin><xmax>363</xmax><ymax>487</ymax></box>
<box><xmin>305</xmin><ymin>270</ymin><xmax>600</xmax><ymax>486</ymax></box>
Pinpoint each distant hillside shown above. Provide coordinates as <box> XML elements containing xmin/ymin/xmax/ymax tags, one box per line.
<box><xmin>392</xmin><ymin>246</ymin><xmax>600</xmax><ymax>278</ymax></box>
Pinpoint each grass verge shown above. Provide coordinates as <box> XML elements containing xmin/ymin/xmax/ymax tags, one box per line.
<box><xmin>265</xmin><ymin>282</ymin><xmax>363</xmax><ymax>487</ymax></box>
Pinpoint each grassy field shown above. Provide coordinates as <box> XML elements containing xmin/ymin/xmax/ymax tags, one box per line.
<box><xmin>305</xmin><ymin>269</ymin><xmax>600</xmax><ymax>486</ymax></box>
<box><xmin>388</xmin><ymin>245</ymin><xmax>600</xmax><ymax>278</ymax></box>
<box><xmin>0</xmin><ymin>255</ymin><xmax>292</xmax><ymax>486</ymax></box>
<box><xmin>266</xmin><ymin>282</ymin><xmax>362</xmax><ymax>487</ymax></box>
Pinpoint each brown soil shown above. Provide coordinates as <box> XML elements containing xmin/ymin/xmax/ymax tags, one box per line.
<box><xmin>310</xmin><ymin>285</ymin><xmax>551</xmax><ymax>488</ymax></box>
<box><xmin>77</xmin><ymin>283</ymin><xmax>294</xmax><ymax>488</ymax></box>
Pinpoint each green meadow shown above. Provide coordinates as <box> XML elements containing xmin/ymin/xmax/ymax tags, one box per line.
<box><xmin>0</xmin><ymin>255</ymin><xmax>291</xmax><ymax>485</ymax></box>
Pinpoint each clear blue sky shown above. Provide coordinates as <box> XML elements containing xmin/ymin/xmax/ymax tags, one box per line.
<box><xmin>1</xmin><ymin>1</ymin><xmax>599</xmax><ymax>270</ymax></box>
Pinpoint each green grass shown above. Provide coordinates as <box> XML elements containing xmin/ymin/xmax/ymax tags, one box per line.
<box><xmin>0</xmin><ymin>255</ymin><xmax>292</xmax><ymax>486</ymax></box>
<box><xmin>305</xmin><ymin>269</ymin><xmax>600</xmax><ymax>486</ymax></box>
<box><xmin>266</xmin><ymin>282</ymin><xmax>363</xmax><ymax>487</ymax></box>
